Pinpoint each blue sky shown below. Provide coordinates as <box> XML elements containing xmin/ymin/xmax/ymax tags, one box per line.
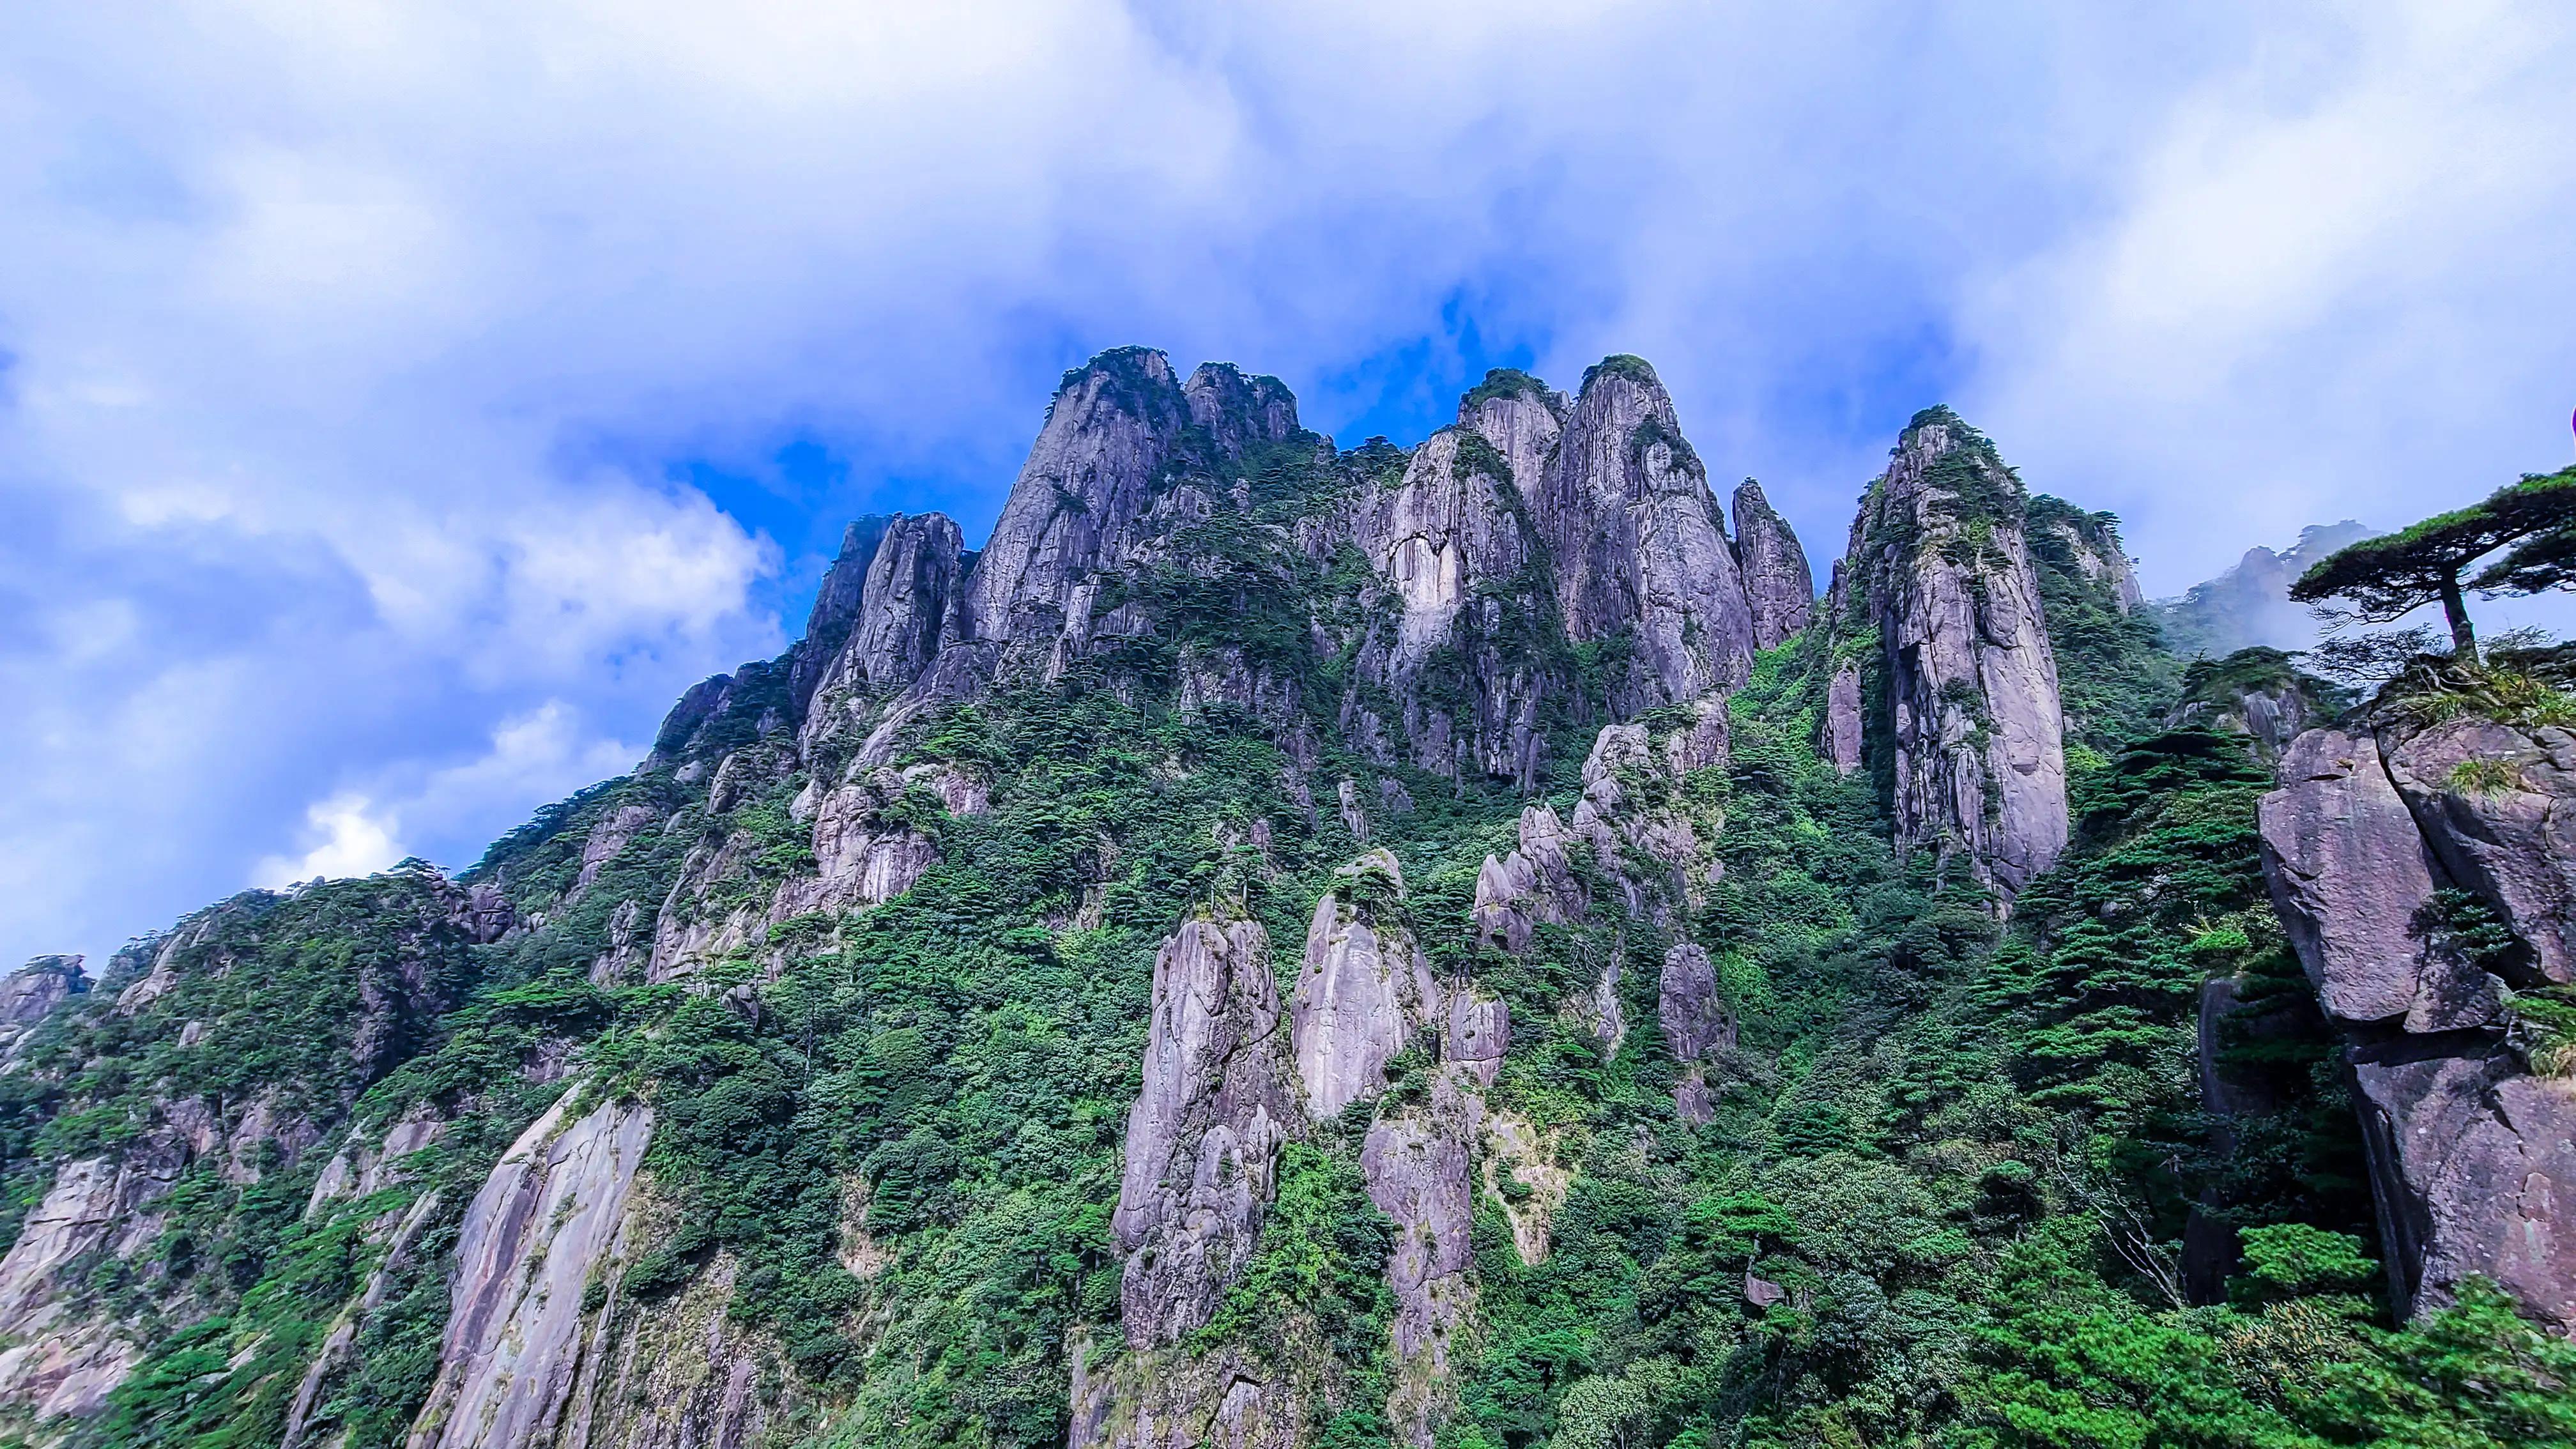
<box><xmin>4</xmin><ymin>1</ymin><xmax>2575</xmax><ymax>969</ymax></box>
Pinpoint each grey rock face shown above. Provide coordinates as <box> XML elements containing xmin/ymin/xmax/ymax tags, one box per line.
<box><xmin>962</xmin><ymin>349</ymin><xmax>1193</xmax><ymax>664</ymax></box>
<box><xmin>2039</xmin><ymin>509</ymin><xmax>2145</xmax><ymax>615</ymax></box>
<box><xmin>0</xmin><ymin>955</ymin><xmax>81</xmax><ymax>1027</ymax></box>
<box><xmin>1183</xmin><ymin>362</ymin><xmax>1300</xmax><ymax>457</ymax></box>
<box><xmin>1457</xmin><ymin>372</ymin><xmax>1564</xmax><ymax>499</ymax></box>
<box><xmin>2381</xmin><ymin>718</ymin><xmax>2576</xmax><ymax>988</ymax></box>
<box><xmin>2259</xmin><ymin>729</ymin><xmax>2497</xmax><ymax>1030</ymax></box>
<box><xmin>2261</xmin><ymin>716</ymin><xmax>2576</xmax><ymax>1330</ymax></box>
<box><xmin>1839</xmin><ymin>409</ymin><xmax>2068</xmax><ymax>901</ymax></box>
<box><xmin>1731</xmin><ymin>480</ymin><xmax>1814</xmax><ymax>649</ymax></box>
<box><xmin>2347</xmin><ymin>1039</ymin><xmax>2576</xmax><ymax>1328</ymax></box>
<box><xmin>802</xmin><ymin>513</ymin><xmax>967</xmax><ymax>752</ymax></box>
<box><xmin>1349</xmin><ymin>429</ymin><xmax>1552</xmax><ymax>782</ymax></box>
<box><xmin>0</xmin><ymin>956</ymin><xmax>82</xmax><ymax>1061</ymax></box>
<box><xmin>1823</xmin><ymin>664</ymin><xmax>1864</xmax><ymax>777</ymax></box>
<box><xmin>1364</xmin><ymin>1070</ymin><xmax>1483</xmax><ymax>1448</ymax></box>
<box><xmin>1529</xmin><ymin>359</ymin><xmax>1756</xmax><ymax>710</ymax></box>
<box><xmin>0</xmin><ymin>1147</ymin><xmax>191</xmax><ymax>1418</ymax></box>
<box><xmin>1658</xmin><ymin>942</ymin><xmax>1733</xmax><ymax>1063</ymax></box>
<box><xmin>1112</xmin><ymin>916</ymin><xmax>1298</xmax><ymax>1349</ymax></box>
<box><xmin>785</xmin><ymin>516</ymin><xmax>893</xmax><ymax>716</ymax></box>
<box><xmin>1471</xmin><ymin>805</ymin><xmax>1588</xmax><ymax>954</ymax></box>
<box><xmin>1290</xmin><ymin>853</ymin><xmax>1439</xmax><ymax>1120</ymax></box>
<box><xmin>1567</xmin><ymin>720</ymin><xmax>1721</xmax><ymax>920</ymax></box>
<box><xmin>408</xmin><ymin>1092</ymin><xmax>655</xmax><ymax>1449</ymax></box>
<box><xmin>1069</xmin><ymin>1329</ymin><xmax>1314</xmax><ymax>1449</ymax></box>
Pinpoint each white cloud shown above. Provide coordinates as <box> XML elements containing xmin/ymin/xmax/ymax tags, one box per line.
<box><xmin>1962</xmin><ymin>0</ymin><xmax>2576</xmax><ymax>592</ymax></box>
<box><xmin>252</xmin><ymin>794</ymin><xmax>405</xmax><ymax>889</ymax></box>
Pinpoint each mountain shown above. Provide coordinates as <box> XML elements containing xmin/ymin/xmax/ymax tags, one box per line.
<box><xmin>0</xmin><ymin>352</ymin><xmax>2565</xmax><ymax>1449</ymax></box>
<box><xmin>2159</xmin><ymin>520</ymin><xmax>2377</xmax><ymax>659</ymax></box>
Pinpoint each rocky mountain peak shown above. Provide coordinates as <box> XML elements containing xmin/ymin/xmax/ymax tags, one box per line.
<box><xmin>1831</xmin><ymin>405</ymin><xmax>2068</xmax><ymax>902</ymax></box>
<box><xmin>1730</xmin><ymin>479</ymin><xmax>1813</xmax><ymax>648</ymax></box>
<box><xmin>1529</xmin><ymin>355</ymin><xmax>1756</xmax><ymax>710</ymax></box>
<box><xmin>960</xmin><ymin>347</ymin><xmax>1196</xmax><ymax>659</ymax></box>
<box><xmin>1181</xmin><ymin>362</ymin><xmax>1299</xmax><ymax>456</ymax></box>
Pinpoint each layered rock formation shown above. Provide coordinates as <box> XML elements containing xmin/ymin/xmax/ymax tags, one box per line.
<box><xmin>1111</xmin><ymin>915</ymin><xmax>1297</xmax><ymax>1348</ymax></box>
<box><xmin>1731</xmin><ymin>480</ymin><xmax>1814</xmax><ymax>648</ymax></box>
<box><xmin>1526</xmin><ymin>358</ymin><xmax>1758</xmax><ymax>711</ymax></box>
<box><xmin>409</xmin><ymin>1093</ymin><xmax>656</xmax><ymax>1449</ymax></box>
<box><xmin>1829</xmin><ymin>406</ymin><xmax>2068</xmax><ymax>901</ymax></box>
<box><xmin>2260</xmin><ymin>718</ymin><xmax>2576</xmax><ymax>1328</ymax></box>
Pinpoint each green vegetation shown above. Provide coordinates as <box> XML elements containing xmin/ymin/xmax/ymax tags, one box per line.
<box><xmin>6</xmin><ymin>406</ymin><xmax>2567</xmax><ymax>1449</ymax></box>
<box><xmin>2292</xmin><ymin>468</ymin><xmax>2576</xmax><ymax>662</ymax></box>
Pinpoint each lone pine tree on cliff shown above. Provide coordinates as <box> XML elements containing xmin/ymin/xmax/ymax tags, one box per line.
<box><xmin>2291</xmin><ymin>466</ymin><xmax>2576</xmax><ymax>664</ymax></box>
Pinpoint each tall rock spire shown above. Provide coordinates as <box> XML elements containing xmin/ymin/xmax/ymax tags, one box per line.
<box><xmin>1526</xmin><ymin>356</ymin><xmax>1756</xmax><ymax>712</ymax></box>
<box><xmin>961</xmin><ymin>348</ymin><xmax>1193</xmax><ymax>662</ymax></box>
<box><xmin>1835</xmin><ymin>406</ymin><xmax>2068</xmax><ymax>902</ymax></box>
<box><xmin>1731</xmin><ymin>479</ymin><xmax>1813</xmax><ymax>649</ymax></box>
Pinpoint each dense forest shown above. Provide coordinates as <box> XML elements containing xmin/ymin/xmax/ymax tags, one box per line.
<box><xmin>0</xmin><ymin>352</ymin><xmax>2566</xmax><ymax>1449</ymax></box>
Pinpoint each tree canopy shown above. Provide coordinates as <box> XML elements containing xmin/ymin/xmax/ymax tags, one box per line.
<box><xmin>2292</xmin><ymin>468</ymin><xmax>2576</xmax><ymax>660</ymax></box>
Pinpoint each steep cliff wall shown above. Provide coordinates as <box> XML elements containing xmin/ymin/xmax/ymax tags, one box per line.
<box><xmin>2261</xmin><ymin>716</ymin><xmax>2576</xmax><ymax>1328</ymax></box>
<box><xmin>1830</xmin><ymin>406</ymin><xmax>2069</xmax><ymax>902</ymax></box>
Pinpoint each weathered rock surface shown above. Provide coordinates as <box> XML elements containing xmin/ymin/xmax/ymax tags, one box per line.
<box><xmin>2262</xmin><ymin>717</ymin><xmax>2576</xmax><ymax>1330</ymax></box>
<box><xmin>1365</xmin><ymin>1070</ymin><xmax>1483</xmax><ymax>1448</ymax></box>
<box><xmin>1112</xmin><ymin>915</ymin><xmax>1298</xmax><ymax>1349</ymax></box>
<box><xmin>1836</xmin><ymin>407</ymin><xmax>2067</xmax><ymax>901</ymax></box>
<box><xmin>802</xmin><ymin>512</ymin><xmax>967</xmax><ymax>748</ymax></box>
<box><xmin>1822</xmin><ymin>662</ymin><xmax>1864</xmax><ymax>776</ymax></box>
<box><xmin>0</xmin><ymin>955</ymin><xmax>82</xmax><ymax>1058</ymax></box>
<box><xmin>2346</xmin><ymin>1038</ymin><xmax>2576</xmax><ymax>1328</ymax></box>
<box><xmin>1659</xmin><ymin>942</ymin><xmax>1733</xmax><ymax>1062</ymax></box>
<box><xmin>0</xmin><ymin>1152</ymin><xmax>176</xmax><ymax>1419</ymax></box>
<box><xmin>1348</xmin><ymin>428</ymin><xmax>1552</xmax><ymax>783</ymax></box>
<box><xmin>1731</xmin><ymin>480</ymin><xmax>1813</xmax><ymax>649</ymax></box>
<box><xmin>1291</xmin><ymin>852</ymin><xmax>1439</xmax><ymax>1120</ymax></box>
<box><xmin>2260</xmin><ymin>729</ymin><xmax>2498</xmax><ymax>1030</ymax></box>
<box><xmin>2381</xmin><ymin>718</ymin><xmax>2576</xmax><ymax>988</ymax></box>
<box><xmin>1069</xmin><ymin>1328</ymin><xmax>1316</xmax><ymax>1449</ymax></box>
<box><xmin>785</xmin><ymin>516</ymin><xmax>893</xmax><ymax>717</ymax></box>
<box><xmin>1529</xmin><ymin>358</ymin><xmax>1755</xmax><ymax>710</ymax></box>
<box><xmin>407</xmin><ymin>1092</ymin><xmax>654</xmax><ymax>1449</ymax></box>
<box><xmin>1471</xmin><ymin>804</ymin><xmax>1587</xmax><ymax>955</ymax></box>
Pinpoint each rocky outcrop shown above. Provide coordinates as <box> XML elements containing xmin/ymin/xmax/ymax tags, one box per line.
<box><xmin>407</xmin><ymin>1092</ymin><xmax>655</xmax><ymax>1449</ymax></box>
<box><xmin>1112</xmin><ymin>915</ymin><xmax>1298</xmax><ymax>1349</ymax></box>
<box><xmin>1471</xmin><ymin>806</ymin><xmax>1587</xmax><ymax>955</ymax></box>
<box><xmin>1184</xmin><ymin>362</ymin><xmax>1299</xmax><ymax>459</ymax></box>
<box><xmin>962</xmin><ymin>349</ymin><xmax>1193</xmax><ymax>659</ymax></box>
<box><xmin>1069</xmin><ymin>1329</ymin><xmax>1317</xmax><ymax>1449</ymax></box>
<box><xmin>1528</xmin><ymin>358</ymin><xmax>1755</xmax><ymax>711</ymax></box>
<box><xmin>2259</xmin><ymin>730</ymin><xmax>2496</xmax><ymax>1030</ymax></box>
<box><xmin>785</xmin><ymin>516</ymin><xmax>893</xmax><ymax>716</ymax></box>
<box><xmin>1565</xmin><ymin>714</ymin><xmax>1726</xmax><ymax>919</ymax></box>
<box><xmin>1822</xmin><ymin>663</ymin><xmax>1864</xmax><ymax>776</ymax></box>
<box><xmin>801</xmin><ymin>512</ymin><xmax>967</xmax><ymax>747</ymax></box>
<box><xmin>2261</xmin><ymin>719</ymin><xmax>2576</xmax><ymax>1329</ymax></box>
<box><xmin>0</xmin><ymin>956</ymin><xmax>82</xmax><ymax>1057</ymax></box>
<box><xmin>1348</xmin><ymin>428</ymin><xmax>1552</xmax><ymax>783</ymax></box>
<box><xmin>1291</xmin><ymin>853</ymin><xmax>1441</xmax><ymax>1120</ymax></box>
<box><xmin>2166</xmin><ymin>648</ymin><xmax>2333</xmax><ymax>764</ymax></box>
<box><xmin>0</xmin><ymin>1147</ymin><xmax>185</xmax><ymax>1420</ymax></box>
<box><xmin>2380</xmin><ymin>719</ymin><xmax>2576</xmax><ymax>988</ymax></box>
<box><xmin>1836</xmin><ymin>407</ymin><xmax>2067</xmax><ymax>901</ymax></box>
<box><xmin>2031</xmin><ymin>500</ymin><xmax>2144</xmax><ymax>615</ymax></box>
<box><xmin>1659</xmin><ymin>942</ymin><xmax>1733</xmax><ymax>1124</ymax></box>
<box><xmin>1364</xmin><ymin>1070</ymin><xmax>1483</xmax><ymax>1449</ymax></box>
<box><xmin>1731</xmin><ymin>480</ymin><xmax>1813</xmax><ymax>649</ymax></box>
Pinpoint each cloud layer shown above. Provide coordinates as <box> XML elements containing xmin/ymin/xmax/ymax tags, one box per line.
<box><xmin>4</xmin><ymin>1</ymin><xmax>2573</xmax><ymax>965</ymax></box>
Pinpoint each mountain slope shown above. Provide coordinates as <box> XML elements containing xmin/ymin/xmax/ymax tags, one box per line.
<box><xmin>0</xmin><ymin>352</ymin><xmax>2564</xmax><ymax>1449</ymax></box>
